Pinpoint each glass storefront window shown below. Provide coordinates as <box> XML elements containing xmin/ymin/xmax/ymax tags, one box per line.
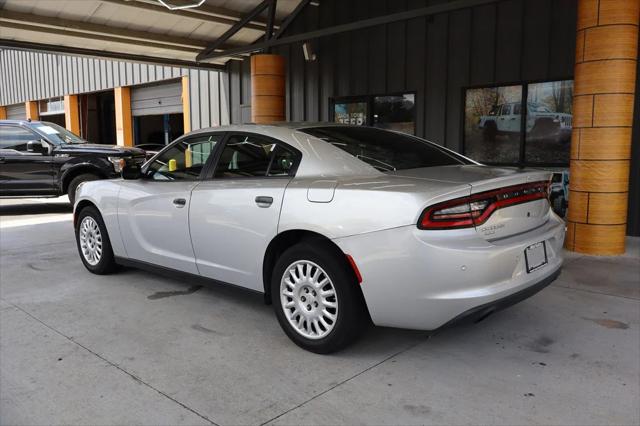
<box><xmin>372</xmin><ymin>94</ymin><xmax>416</xmax><ymax>135</ymax></box>
<box><xmin>464</xmin><ymin>85</ymin><xmax>523</xmax><ymax>164</ymax></box>
<box><xmin>525</xmin><ymin>80</ymin><xmax>573</xmax><ymax>164</ymax></box>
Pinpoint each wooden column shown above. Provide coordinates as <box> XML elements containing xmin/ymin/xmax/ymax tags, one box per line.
<box><xmin>566</xmin><ymin>0</ymin><xmax>640</xmax><ymax>255</ymax></box>
<box><xmin>0</xmin><ymin>106</ymin><xmax>6</xmax><ymax>120</ymax></box>
<box><xmin>181</xmin><ymin>75</ymin><xmax>191</xmax><ymax>133</ymax></box>
<box><xmin>251</xmin><ymin>54</ymin><xmax>285</xmax><ymax>123</ymax></box>
<box><xmin>114</xmin><ymin>87</ymin><xmax>133</xmax><ymax>147</ymax></box>
<box><xmin>64</xmin><ymin>95</ymin><xmax>80</xmax><ymax>135</ymax></box>
<box><xmin>25</xmin><ymin>101</ymin><xmax>39</xmax><ymax>121</ymax></box>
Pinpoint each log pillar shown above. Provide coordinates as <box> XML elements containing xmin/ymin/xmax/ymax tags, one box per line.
<box><xmin>25</xmin><ymin>101</ymin><xmax>39</xmax><ymax>121</ymax></box>
<box><xmin>64</xmin><ymin>95</ymin><xmax>80</xmax><ymax>135</ymax></box>
<box><xmin>114</xmin><ymin>87</ymin><xmax>133</xmax><ymax>147</ymax></box>
<box><xmin>566</xmin><ymin>0</ymin><xmax>639</xmax><ymax>255</ymax></box>
<box><xmin>251</xmin><ymin>54</ymin><xmax>285</xmax><ymax>123</ymax></box>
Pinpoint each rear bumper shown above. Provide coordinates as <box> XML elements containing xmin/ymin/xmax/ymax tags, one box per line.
<box><xmin>333</xmin><ymin>213</ymin><xmax>565</xmax><ymax>330</ymax></box>
<box><xmin>437</xmin><ymin>267</ymin><xmax>561</xmax><ymax>330</ymax></box>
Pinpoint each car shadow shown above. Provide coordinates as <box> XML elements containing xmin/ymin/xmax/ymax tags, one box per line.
<box><xmin>0</xmin><ymin>201</ymin><xmax>72</xmax><ymax>216</ymax></box>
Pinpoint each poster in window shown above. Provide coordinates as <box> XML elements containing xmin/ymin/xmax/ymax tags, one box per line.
<box><xmin>372</xmin><ymin>94</ymin><xmax>416</xmax><ymax>135</ymax></box>
<box><xmin>464</xmin><ymin>85</ymin><xmax>523</xmax><ymax>164</ymax></box>
<box><xmin>334</xmin><ymin>102</ymin><xmax>368</xmax><ymax>126</ymax></box>
<box><xmin>525</xmin><ymin>80</ymin><xmax>573</xmax><ymax>164</ymax></box>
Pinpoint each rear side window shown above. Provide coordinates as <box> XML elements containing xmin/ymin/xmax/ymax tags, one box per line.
<box><xmin>300</xmin><ymin>126</ymin><xmax>471</xmax><ymax>171</ymax></box>
<box><xmin>214</xmin><ymin>134</ymin><xmax>298</xmax><ymax>178</ymax></box>
<box><xmin>0</xmin><ymin>126</ymin><xmax>38</xmax><ymax>151</ymax></box>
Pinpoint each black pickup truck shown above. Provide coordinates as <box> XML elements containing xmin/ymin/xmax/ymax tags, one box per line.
<box><xmin>0</xmin><ymin>120</ymin><xmax>145</xmax><ymax>203</ymax></box>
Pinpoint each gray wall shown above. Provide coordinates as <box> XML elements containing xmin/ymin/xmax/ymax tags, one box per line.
<box><xmin>226</xmin><ymin>0</ymin><xmax>639</xmax><ymax>236</ymax></box>
<box><xmin>0</xmin><ymin>48</ymin><xmax>230</xmax><ymax>131</ymax></box>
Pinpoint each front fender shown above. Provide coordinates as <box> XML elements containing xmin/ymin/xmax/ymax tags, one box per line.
<box><xmin>59</xmin><ymin>157</ymin><xmax>116</xmax><ymax>191</ymax></box>
<box><xmin>75</xmin><ymin>180</ymin><xmax>126</xmax><ymax>257</ymax></box>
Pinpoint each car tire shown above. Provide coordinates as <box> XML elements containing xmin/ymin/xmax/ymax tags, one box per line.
<box><xmin>68</xmin><ymin>173</ymin><xmax>100</xmax><ymax>205</ymax></box>
<box><xmin>75</xmin><ymin>206</ymin><xmax>117</xmax><ymax>275</ymax></box>
<box><xmin>483</xmin><ymin>122</ymin><xmax>497</xmax><ymax>142</ymax></box>
<box><xmin>271</xmin><ymin>242</ymin><xmax>367</xmax><ymax>354</ymax></box>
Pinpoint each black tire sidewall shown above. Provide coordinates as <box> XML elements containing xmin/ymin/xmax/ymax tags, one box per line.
<box><xmin>68</xmin><ymin>174</ymin><xmax>100</xmax><ymax>205</ymax></box>
<box><xmin>75</xmin><ymin>206</ymin><xmax>116</xmax><ymax>274</ymax></box>
<box><xmin>271</xmin><ymin>242</ymin><xmax>364</xmax><ymax>354</ymax></box>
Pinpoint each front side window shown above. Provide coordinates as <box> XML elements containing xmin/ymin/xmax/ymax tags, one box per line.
<box><xmin>0</xmin><ymin>126</ymin><xmax>40</xmax><ymax>152</ymax></box>
<box><xmin>146</xmin><ymin>133</ymin><xmax>223</xmax><ymax>181</ymax></box>
<box><xmin>301</xmin><ymin>126</ymin><xmax>470</xmax><ymax>171</ymax></box>
<box><xmin>214</xmin><ymin>134</ymin><xmax>297</xmax><ymax>178</ymax></box>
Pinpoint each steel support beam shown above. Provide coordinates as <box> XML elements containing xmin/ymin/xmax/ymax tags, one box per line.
<box><xmin>196</xmin><ymin>0</ymin><xmax>272</xmax><ymax>62</ymax></box>
<box><xmin>197</xmin><ymin>0</ymin><xmax>498</xmax><ymax>61</ymax></box>
<box><xmin>0</xmin><ymin>40</ymin><xmax>225</xmax><ymax>70</ymax></box>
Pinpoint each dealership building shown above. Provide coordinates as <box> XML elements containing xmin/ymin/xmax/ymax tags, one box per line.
<box><xmin>0</xmin><ymin>0</ymin><xmax>638</xmax><ymax>252</ymax></box>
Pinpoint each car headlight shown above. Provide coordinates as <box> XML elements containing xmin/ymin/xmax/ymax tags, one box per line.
<box><xmin>108</xmin><ymin>156</ymin><xmax>128</xmax><ymax>173</ymax></box>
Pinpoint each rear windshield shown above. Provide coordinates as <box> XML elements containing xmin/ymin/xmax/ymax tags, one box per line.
<box><xmin>300</xmin><ymin>126</ymin><xmax>471</xmax><ymax>171</ymax></box>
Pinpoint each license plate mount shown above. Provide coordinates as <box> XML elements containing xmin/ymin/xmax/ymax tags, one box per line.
<box><xmin>525</xmin><ymin>241</ymin><xmax>548</xmax><ymax>273</ymax></box>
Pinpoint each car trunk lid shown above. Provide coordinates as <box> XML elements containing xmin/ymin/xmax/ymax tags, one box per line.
<box><xmin>391</xmin><ymin>165</ymin><xmax>553</xmax><ymax>240</ymax></box>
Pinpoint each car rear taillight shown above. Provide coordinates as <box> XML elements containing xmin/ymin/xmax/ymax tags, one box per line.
<box><xmin>419</xmin><ymin>181</ymin><xmax>550</xmax><ymax>230</ymax></box>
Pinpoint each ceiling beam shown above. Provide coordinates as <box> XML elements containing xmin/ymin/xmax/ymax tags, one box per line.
<box><xmin>272</xmin><ymin>0</ymin><xmax>310</xmax><ymax>39</ymax></box>
<box><xmin>198</xmin><ymin>0</ymin><xmax>499</xmax><ymax>61</ymax></box>
<box><xmin>0</xmin><ymin>39</ymin><xmax>225</xmax><ymax>70</ymax></box>
<box><xmin>99</xmin><ymin>0</ymin><xmax>273</xmax><ymax>31</ymax></box>
<box><xmin>196</xmin><ymin>0</ymin><xmax>271</xmax><ymax>62</ymax></box>
<box><xmin>0</xmin><ymin>9</ymin><xmax>209</xmax><ymax>50</ymax></box>
<box><xmin>0</xmin><ymin>21</ymin><xmax>203</xmax><ymax>55</ymax></box>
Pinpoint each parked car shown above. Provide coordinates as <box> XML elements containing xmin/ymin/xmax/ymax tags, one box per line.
<box><xmin>0</xmin><ymin>120</ymin><xmax>146</xmax><ymax>203</ymax></box>
<box><xmin>73</xmin><ymin>124</ymin><xmax>565</xmax><ymax>353</ymax></box>
<box><xmin>478</xmin><ymin>102</ymin><xmax>572</xmax><ymax>142</ymax></box>
<box><xmin>550</xmin><ymin>170</ymin><xmax>570</xmax><ymax>217</ymax></box>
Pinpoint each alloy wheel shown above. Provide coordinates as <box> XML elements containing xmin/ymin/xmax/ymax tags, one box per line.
<box><xmin>79</xmin><ymin>216</ymin><xmax>103</xmax><ymax>266</ymax></box>
<box><xmin>280</xmin><ymin>260</ymin><xmax>339</xmax><ymax>339</ymax></box>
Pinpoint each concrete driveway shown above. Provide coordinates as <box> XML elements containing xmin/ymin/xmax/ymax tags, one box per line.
<box><xmin>1</xmin><ymin>198</ymin><xmax>638</xmax><ymax>425</ymax></box>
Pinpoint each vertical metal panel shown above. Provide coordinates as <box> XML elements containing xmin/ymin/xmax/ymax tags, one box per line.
<box><xmin>368</xmin><ymin>1</ymin><xmax>387</xmax><ymax>94</ymax></box>
<box><xmin>386</xmin><ymin>0</ymin><xmax>407</xmax><ymax>94</ymax></box>
<box><xmin>406</xmin><ymin>13</ymin><xmax>426</xmax><ymax>137</ymax></box>
<box><xmin>425</xmin><ymin>13</ymin><xmax>448</xmax><ymax>145</ymax></box>
<box><xmin>199</xmin><ymin>69</ymin><xmax>210</xmax><ymax>128</ymax></box>
<box><xmin>219</xmin><ymin>70</ymin><xmax>231</xmax><ymax>125</ymax></box>
<box><xmin>189</xmin><ymin>69</ymin><xmax>200</xmax><ymax>130</ymax></box>
<box><xmin>470</xmin><ymin>3</ymin><xmax>497</xmax><ymax>85</ymax></box>
<box><xmin>628</xmin><ymin>55</ymin><xmax>640</xmax><ymax>236</ymax></box>
<box><xmin>494</xmin><ymin>0</ymin><xmax>523</xmax><ymax>82</ymax></box>
<box><xmin>521</xmin><ymin>0</ymin><xmax>550</xmax><ymax>81</ymax></box>
<box><xmin>446</xmin><ymin>9</ymin><xmax>471</xmax><ymax>152</ymax></box>
<box><xmin>229</xmin><ymin>61</ymin><xmax>241</xmax><ymax>124</ymax></box>
<box><xmin>548</xmin><ymin>0</ymin><xmax>576</xmax><ymax>78</ymax></box>
<box><xmin>210</xmin><ymin>70</ymin><xmax>220</xmax><ymax>126</ymax></box>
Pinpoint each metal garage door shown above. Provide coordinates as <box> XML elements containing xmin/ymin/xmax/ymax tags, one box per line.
<box><xmin>131</xmin><ymin>81</ymin><xmax>183</xmax><ymax>116</ymax></box>
<box><xmin>6</xmin><ymin>103</ymin><xmax>26</xmax><ymax>120</ymax></box>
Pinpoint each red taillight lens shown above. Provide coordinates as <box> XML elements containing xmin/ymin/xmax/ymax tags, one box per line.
<box><xmin>419</xmin><ymin>181</ymin><xmax>550</xmax><ymax>230</ymax></box>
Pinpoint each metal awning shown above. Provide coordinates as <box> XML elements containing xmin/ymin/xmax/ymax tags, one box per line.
<box><xmin>0</xmin><ymin>0</ymin><xmax>306</xmax><ymax>67</ymax></box>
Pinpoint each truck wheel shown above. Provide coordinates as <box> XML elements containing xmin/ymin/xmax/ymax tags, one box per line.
<box><xmin>75</xmin><ymin>206</ymin><xmax>117</xmax><ymax>274</ymax></box>
<box><xmin>68</xmin><ymin>173</ymin><xmax>100</xmax><ymax>205</ymax></box>
<box><xmin>483</xmin><ymin>122</ymin><xmax>497</xmax><ymax>142</ymax></box>
<box><xmin>271</xmin><ymin>242</ymin><xmax>368</xmax><ymax>353</ymax></box>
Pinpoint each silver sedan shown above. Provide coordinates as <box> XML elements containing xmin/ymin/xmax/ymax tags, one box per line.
<box><xmin>73</xmin><ymin>124</ymin><xmax>565</xmax><ymax>353</ymax></box>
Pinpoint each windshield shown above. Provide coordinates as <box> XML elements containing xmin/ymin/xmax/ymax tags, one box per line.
<box><xmin>35</xmin><ymin>122</ymin><xmax>87</xmax><ymax>145</ymax></box>
<box><xmin>300</xmin><ymin>126</ymin><xmax>472</xmax><ymax>171</ymax></box>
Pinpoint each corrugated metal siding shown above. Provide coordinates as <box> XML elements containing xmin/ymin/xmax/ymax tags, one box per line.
<box><xmin>5</xmin><ymin>103</ymin><xmax>26</xmax><ymax>120</ymax></box>
<box><xmin>0</xmin><ymin>48</ymin><xmax>230</xmax><ymax>131</ymax></box>
<box><xmin>131</xmin><ymin>80</ymin><xmax>183</xmax><ymax>116</ymax></box>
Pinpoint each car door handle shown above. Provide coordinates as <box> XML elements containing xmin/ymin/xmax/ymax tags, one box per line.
<box><xmin>173</xmin><ymin>198</ymin><xmax>187</xmax><ymax>208</ymax></box>
<box><xmin>255</xmin><ymin>196</ymin><xmax>273</xmax><ymax>208</ymax></box>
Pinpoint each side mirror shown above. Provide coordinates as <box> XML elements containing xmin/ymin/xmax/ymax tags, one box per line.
<box><xmin>121</xmin><ymin>163</ymin><xmax>142</xmax><ymax>180</ymax></box>
<box><xmin>26</xmin><ymin>140</ymin><xmax>49</xmax><ymax>154</ymax></box>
